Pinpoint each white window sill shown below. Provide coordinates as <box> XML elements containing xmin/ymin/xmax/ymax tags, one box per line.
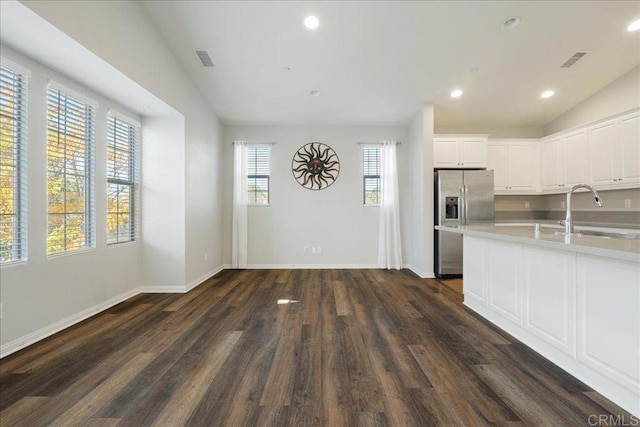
<box><xmin>47</xmin><ymin>247</ymin><xmax>96</xmax><ymax>260</ymax></box>
<box><xmin>0</xmin><ymin>259</ymin><xmax>28</xmax><ymax>269</ymax></box>
<box><xmin>107</xmin><ymin>240</ymin><xmax>138</xmax><ymax>248</ymax></box>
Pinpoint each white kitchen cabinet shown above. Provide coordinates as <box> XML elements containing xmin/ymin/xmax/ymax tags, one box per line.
<box><xmin>587</xmin><ymin>111</ymin><xmax>640</xmax><ymax>189</ymax></box>
<box><xmin>487</xmin><ymin>140</ymin><xmax>539</xmax><ymax>194</ymax></box>
<box><xmin>577</xmin><ymin>255</ymin><xmax>640</xmax><ymax>394</ymax></box>
<box><xmin>620</xmin><ymin>112</ymin><xmax>640</xmax><ymax>185</ymax></box>
<box><xmin>588</xmin><ymin>119</ymin><xmax>619</xmax><ymax>187</ymax></box>
<box><xmin>434</xmin><ymin>135</ymin><xmax>488</xmax><ymax>168</ymax></box>
<box><xmin>523</xmin><ymin>246</ymin><xmax>576</xmax><ymax>356</ymax></box>
<box><xmin>462</xmin><ymin>236</ymin><xmax>486</xmax><ymax>305</ymax></box>
<box><xmin>541</xmin><ymin>130</ymin><xmax>587</xmax><ymax>192</ymax></box>
<box><xmin>541</xmin><ymin>137</ymin><xmax>562</xmax><ymax>190</ymax></box>
<box><xmin>563</xmin><ymin>130</ymin><xmax>587</xmax><ymax>187</ymax></box>
<box><xmin>487</xmin><ymin>143</ymin><xmax>507</xmax><ymax>189</ymax></box>
<box><xmin>487</xmin><ymin>240</ymin><xmax>522</xmax><ymax>326</ymax></box>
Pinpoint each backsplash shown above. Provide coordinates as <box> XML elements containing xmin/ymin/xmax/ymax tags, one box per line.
<box><xmin>495</xmin><ymin>188</ymin><xmax>640</xmax><ymax>228</ymax></box>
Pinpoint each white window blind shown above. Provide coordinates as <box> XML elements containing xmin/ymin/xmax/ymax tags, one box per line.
<box><xmin>46</xmin><ymin>87</ymin><xmax>96</xmax><ymax>255</ymax></box>
<box><xmin>363</xmin><ymin>147</ymin><xmax>381</xmax><ymax>205</ymax></box>
<box><xmin>107</xmin><ymin>115</ymin><xmax>139</xmax><ymax>244</ymax></box>
<box><xmin>247</xmin><ymin>145</ymin><xmax>270</xmax><ymax>205</ymax></box>
<box><xmin>0</xmin><ymin>65</ymin><xmax>28</xmax><ymax>263</ymax></box>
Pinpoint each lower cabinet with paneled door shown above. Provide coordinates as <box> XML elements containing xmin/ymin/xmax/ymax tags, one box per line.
<box><xmin>462</xmin><ymin>235</ymin><xmax>639</xmax><ymax>416</ymax></box>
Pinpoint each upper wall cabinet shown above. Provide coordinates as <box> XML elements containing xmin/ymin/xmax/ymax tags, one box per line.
<box><xmin>538</xmin><ymin>109</ymin><xmax>640</xmax><ymax>194</ymax></box>
<box><xmin>541</xmin><ymin>130</ymin><xmax>587</xmax><ymax>192</ymax></box>
<box><xmin>487</xmin><ymin>140</ymin><xmax>539</xmax><ymax>194</ymax></box>
<box><xmin>434</xmin><ymin>135</ymin><xmax>488</xmax><ymax>168</ymax></box>
<box><xmin>587</xmin><ymin>111</ymin><xmax>640</xmax><ymax>190</ymax></box>
<box><xmin>619</xmin><ymin>112</ymin><xmax>640</xmax><ymax>185</ymax></box>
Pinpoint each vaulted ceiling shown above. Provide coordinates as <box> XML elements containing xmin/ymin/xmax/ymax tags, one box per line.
<box><xmin>140</xmin><ymin>1</ymin><xmax>640</xmax><ymax>127</ymax></box>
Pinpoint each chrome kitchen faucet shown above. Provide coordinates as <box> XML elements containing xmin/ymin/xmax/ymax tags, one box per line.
<box><xmin>562</xmin><ymin>184</ymin><xmax>603</xmax><ymax>235</ymax></box>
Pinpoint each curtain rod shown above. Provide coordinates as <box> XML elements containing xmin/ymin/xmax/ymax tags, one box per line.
<box><xmin>356</xmin><ymin>142</ymin><xmax>401</xmax><ymax>146</ymax></box>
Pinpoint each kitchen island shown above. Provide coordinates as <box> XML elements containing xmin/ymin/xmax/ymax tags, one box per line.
<box><xmin>436</xmin><ymin>223</ymin><xmax>640</xmax><ymax>416</ymax></box>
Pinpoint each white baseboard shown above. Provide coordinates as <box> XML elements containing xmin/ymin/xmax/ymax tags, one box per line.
<box><xmin>404</xmin><ymin>263</ymin><xmax>435</xmax><ymax>278</ymax></box>
<box><xmin>184</xmin><ymin>265</ymin><xmax>225</xmax><ymax>292</ymax></box>
<box><xmin>246</xmin><ymin>264</ymin><xmax>380</xmax><ymax>269</ymax></box>
<box><xmin>138</xmin><ymin>286</ymin><xmax>186</xmax><ymax>293</ymax></box>
<box><xmin>0</xmin><ymin>264</ymin><xmax>227</xmax><ymax>359</ymax></box>
<box><xmin>1</xmin><ymin>287</ymin><xmax>140</xmax><ymax>359</ymax></box>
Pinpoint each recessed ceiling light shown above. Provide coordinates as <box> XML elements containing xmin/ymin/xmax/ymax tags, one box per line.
<box><xmin>451</xmin><ymin>89</ymin><xmax>463</xmax><ymax>98</ymax></box>
<box><xmin>540</xmin><ymin>90</ymin><xmax>555</xmax><ymax>99</ymax></box>
<box><xmin>502</xmin><ymin>16</ymin><xmax>521</xmax><ymax>30</ymax></box>
<box><xmin>310</xmin><ymin>90</ymin><xmax>320</xmax><ymax>97</ymax></box>
<box><xmin>304</xmin><ymin>15</ymin><xmax>319</xmax><ymax>29</ymax></box>
<box><xmin>628</xmin><ymin>19</ymin><xmax>640</xmax><ymax>32</ymax></box>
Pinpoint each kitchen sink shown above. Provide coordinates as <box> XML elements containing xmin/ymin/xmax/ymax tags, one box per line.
<box><xmin>576</xmin><ymin>229</ymin><xmax>640</xmax><ymax>240</ymax></box>
<box><xmin>495</xmin><ymin>222</ymin><xmax>640</xmax><ymax>240</ymax></box>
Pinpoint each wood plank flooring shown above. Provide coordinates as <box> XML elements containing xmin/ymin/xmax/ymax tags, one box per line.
<box><xmin>0</xmin><ymin>269</ymin><xmax>632</xmax><ymax>426</ymax></box>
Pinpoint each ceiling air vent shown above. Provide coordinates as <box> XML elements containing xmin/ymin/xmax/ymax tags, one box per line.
<box><xmin>196</xmin><ymin>50</ymin><xmax>214</xmax><ymax>67</ymax></box>
<box><xmin>560</xmin><ymin>51</ymin><xmax>588</xmax><ymax>68</ymax></box>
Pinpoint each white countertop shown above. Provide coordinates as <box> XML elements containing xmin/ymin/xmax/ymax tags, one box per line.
<box><xmin>436</xmin><ymin>223</ymin><xmax>640</xmax><ymax>263</ymax></box>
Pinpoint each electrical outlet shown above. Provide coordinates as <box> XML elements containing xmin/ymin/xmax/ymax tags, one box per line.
<box><xmin>312</xmin><ymin>246</ymin><xmax>317</xmax><ymax>254</ymax></box>
<box><xmin>524</xmin><ymin>201</ymin><xmax>530</xmax><ymax>209</ymax></box>
<box><xmin>561</xmin><ymin>201</ymin><xmax>566</xmax><ymax>209</ymax></box>
<box><xmin>204</xmin><ymin>253</ymin><xmax>208</xmax><ymax>261</ymax></box>
<box><xmin>317</xmin><ymin>246</ymin><xmax>322</xmax><ymax>254</ymax></box>
<box><xmin>625</xmin><ymin>199</ymin><xmax>631</xmax><ymax>208</ymax></box>
<box><xmin>304</xmin><ymin>246</ymin><xmax>309</xmax><ymax>253</ymax></box>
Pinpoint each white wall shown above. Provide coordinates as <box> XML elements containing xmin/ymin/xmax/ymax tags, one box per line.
<box><xmin>19</xmin><ymin>0</ymin><xmax>225</xmax><ymax>286</ymax></box>
<box><xmin>0</xmin><ymin>1</ymin><xmax>225</xmax><ymax>356</ymax></box>
<box><xmin>141</xmin><ymin>114</ymin><xmax>186</xmax><ymax>291</ymax></box>
<box><xmin>403</xmin><ymin>104</ymin><xmax>435</xmax><ymax>278</ymax></box>
<box><xmin>435</xmin><ymin>126</ymin><xmax>545</xmax><ymax>138</ymax></box>
<box><xmin>222</xmin><ymin>125</ymin><xmax>407</xmax><ymax>267</ymax></box>
<box><xmin>422</xmin><ymin>105</ymin><xmax>435</xmax><ymax>277</ymax></box>
<box><xmin>0</xmin><ymin>46</ymin><xmax>143</xmax><ymax>353</ymax></box>
<box><xmin>405</xmin><ymin>112</ymin><xmax>424</xmax><ymax>273</ymax></box>
<box><xmin>545</xmin><ymin>65</ymin><xmax>640</xmax><ymax>135</ymax></box>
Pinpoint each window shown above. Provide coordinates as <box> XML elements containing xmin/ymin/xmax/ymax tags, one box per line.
<box><xmin>0</xmin><ymin>64</ymin><xmax>28</xmax><ymax>263</ymax></box>
<box><xmin>46</xmin><ymin>87</ymin><xmax>95</xmax><ymax>255</ymax></box>
<box><xmin>247</xmin><ymin>145</ymin><xmax>270</xmax><ymax>205</ymax></box>
<box><xmin>107</xmin><ymin>115</ymin><xmax>139</xmax><ymax>244</ymax></box>
<box><xmin>363</xmin><ymin>147</ymin><xmax>380</xmax><ymax>205</ymax></box>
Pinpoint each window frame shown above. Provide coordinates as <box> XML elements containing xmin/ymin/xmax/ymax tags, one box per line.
<box><xmin>106</xmin><ymin>113</ymin><xmax>140</xmax><ymax>245</ymax></box>
<box><xmin>362</xmin><ymin>146</ymin><xmax>381</xmax><ymax>206</ymax></box>
<box><xmin>0</xmin><ymin>61</ymin><xmax>29</xmax><ymax>264</ymax></box>
<box><xmin>247</xmin><ymin>144</ymin><xmax>271</xmax><ymax>207</ymax></box>
<box><xmin>46</xmin><ymin>85</ymin><xmax>96</xmax><ymax>257</ymax></box>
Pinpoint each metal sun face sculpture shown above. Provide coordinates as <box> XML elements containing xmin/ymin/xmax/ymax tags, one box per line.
<box><xmin>292</xmin><ymin>142</ymin><xmax>340</xmax><ymax>190</ymax></box>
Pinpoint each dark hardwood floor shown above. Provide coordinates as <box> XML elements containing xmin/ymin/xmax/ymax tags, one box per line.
<box><xmin>0</xmin><ymin>269</ymin><xmax>630</xmax><ymax>426</ymax></box>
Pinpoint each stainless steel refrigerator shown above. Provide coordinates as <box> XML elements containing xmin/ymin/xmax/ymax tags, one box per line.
<box><xmin>434</xmin><ymin>170</ymin><xmax>494</xmax><ymax>278</ymax></box>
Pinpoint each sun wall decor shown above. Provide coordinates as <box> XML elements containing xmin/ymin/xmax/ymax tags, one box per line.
<box><xmin>291</xmin><ymin>142</ymin><xmax>340</xmax><ymax>190</ymax></box>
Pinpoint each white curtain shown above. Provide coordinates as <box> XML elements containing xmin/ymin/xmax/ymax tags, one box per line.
<box><xmin>232</xmin><ymin>141</ymin><xmax>248</xmax><ymax>268</ymax></box>
<box><xmin>378</xmin><ymin>141</ymin><xmax>403</xmax><ymax>270</ymax></box>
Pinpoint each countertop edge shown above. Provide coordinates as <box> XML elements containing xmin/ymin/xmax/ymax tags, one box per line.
<box><xmin>436</xmin><ymin>225</ymin><xmax>640</xmax><ymax>263</ymax></box>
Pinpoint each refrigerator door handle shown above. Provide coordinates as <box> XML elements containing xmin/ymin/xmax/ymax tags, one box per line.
<box><xmin>464</xmin><ymin>185</ymin><xmax>470</xmax><ymax>225</ymax></box>
<box><xmin>459</xmin><ymin>185</ymin><xmax>466</xmax><ymax>225</ymax></box>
